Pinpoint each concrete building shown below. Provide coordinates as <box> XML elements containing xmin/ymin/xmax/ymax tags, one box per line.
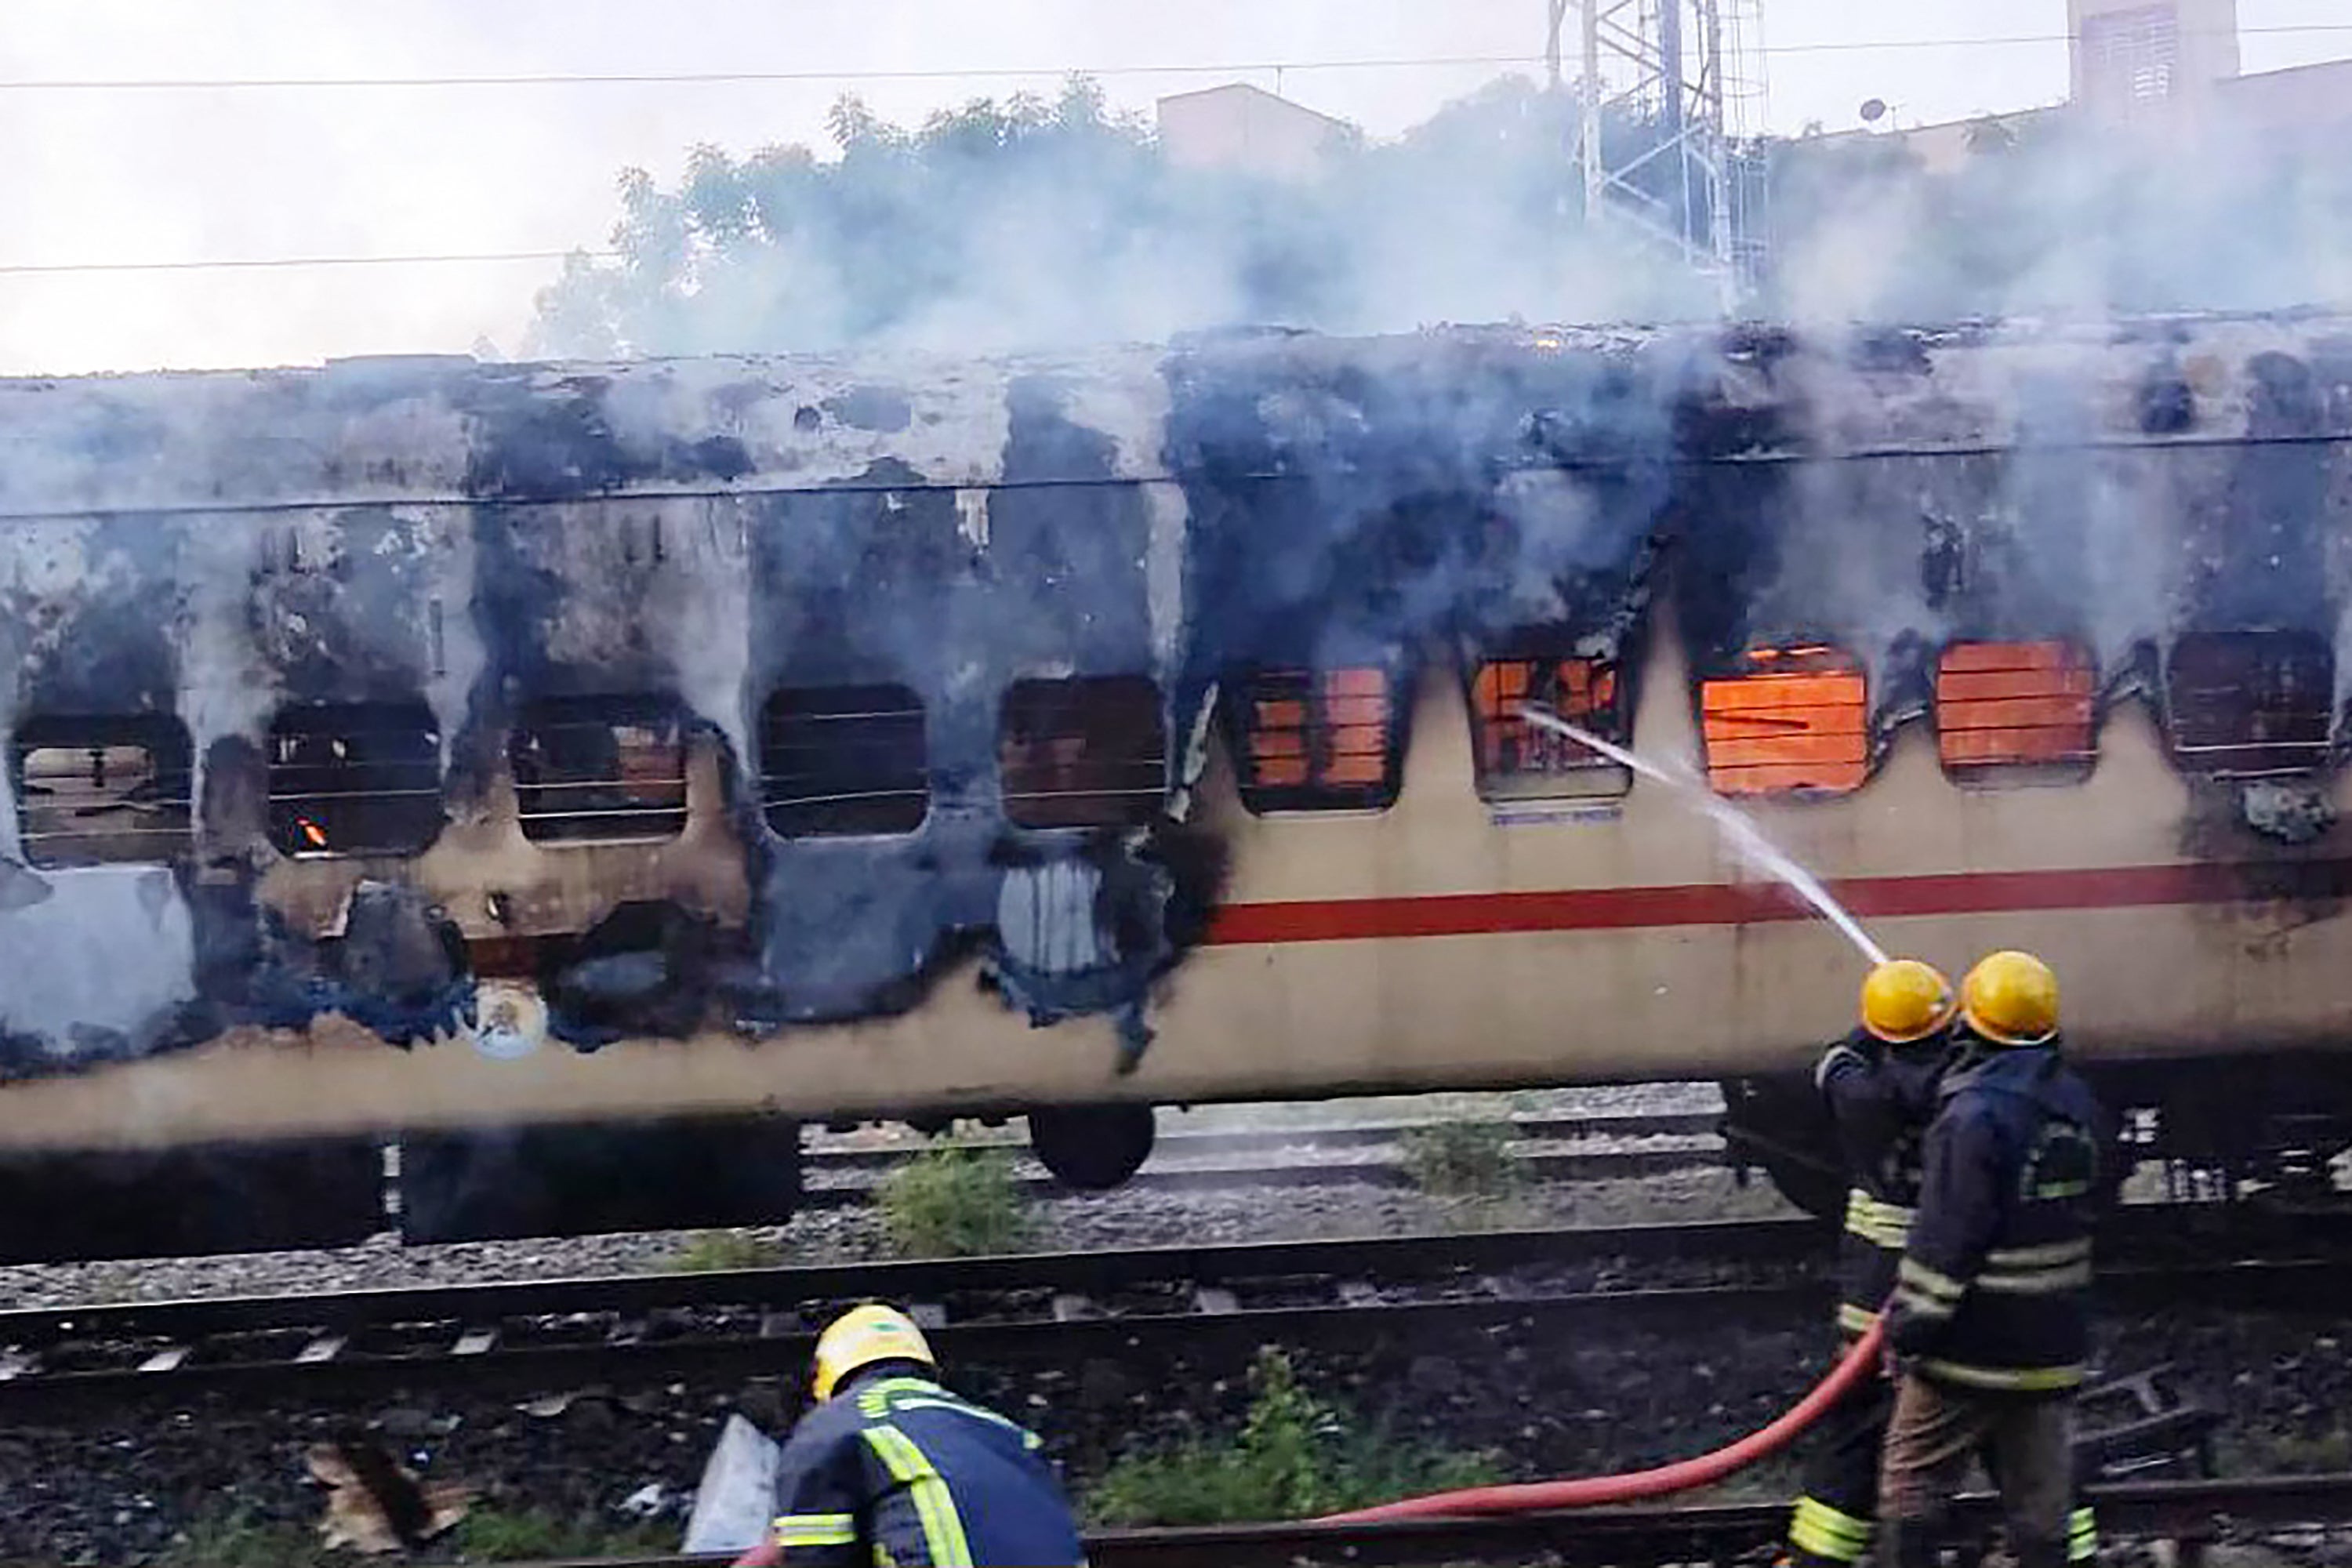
<box><xmin>1155</xmin><ymin>84</ymin><xmax>1353</xmax><ymax>181</ymax></box>
<box><xmin>1811</xmin><ymin>0</ymin><xmax>2349</xmax><ymax>165</ymax></box>
<box><xmin>2069</xmin><ymin>0</ymin><xmax>2241</xmax><ymax>114</ymax></box>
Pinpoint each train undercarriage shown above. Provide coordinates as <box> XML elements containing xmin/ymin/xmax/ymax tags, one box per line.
<box><xmin>9</xmin><ymin>1048</ymin><xmax>2351</xmax><ymax>1263</ymax></box>
<box><xmin>1722</xmin><ymin>1049</ymin><xmax>2352</xmax><ymax>1221</ymax></box>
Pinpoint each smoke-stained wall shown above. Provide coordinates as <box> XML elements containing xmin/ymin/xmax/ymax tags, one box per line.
<box><xmin>0</xmin><ymin>314</ymin><xmax>2350</xmax><ymax>1102</ymax></box>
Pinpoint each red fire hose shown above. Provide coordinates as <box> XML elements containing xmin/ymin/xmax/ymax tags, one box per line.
<box><xmin>1314</xmin><ymin>1316</ymin><xmax>1886</xmax><ymax>1523</ymax></box>
<box><xmin>734</xmin><ymin>1323</ymin><xmax>1882</xmax><ymax>1561</ymax></box>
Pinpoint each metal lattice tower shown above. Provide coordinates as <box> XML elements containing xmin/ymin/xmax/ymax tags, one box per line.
<box><xmin>1547</xmin><ymin>0</ymin><xmax>1768</xmax><ymax>309</ymax></box>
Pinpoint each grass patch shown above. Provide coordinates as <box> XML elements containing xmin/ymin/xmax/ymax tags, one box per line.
<box><xmin>664</xmin><ymin>1229</ymin><xmax>785</xmax><ymax>1272</ymax></box>
<box><xmin>2221</xmin><ymin>1423</ymin><xmax>2352</xmax><ymax>1474</ymax></box>
<box><xmin>877</xmin><ymin>1147</ymin><xmax>1030</xmax><ymax>1258</ymax></box>
<box><xmin>1086</xmin><ymin>1347</ymin><xmax>1502</xmax><ymax>1525</ymax></box>
<box><xmin>448</xmin><ymin>1504</ymin><xmax>674</xmax><ymax>1562</ymax></box>
<box><xmin>1397</xmin><ymin>1120</ymin><xmax>1525</xmax><ymax>1198</ymax></box>
<box><xmin>1688</xmin><ymin>1452</ymin><xmax>1804</xmax><ymax>1503</ymax></box>
<box><xmin>153</xmin><ymin>1506</ymin><xmax>332</xmax><ymax>1568</ymax></box>
<box><xmin>1430</xmin><ymin>1191</ymin><xmax>1549</xmax><ymax>1232</ymax></box>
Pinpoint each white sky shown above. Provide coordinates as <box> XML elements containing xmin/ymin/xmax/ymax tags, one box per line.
<box><xmin>0</xmin><ymin>0</ymin><xmax>2344</xmax><ymax>374</ymax></box>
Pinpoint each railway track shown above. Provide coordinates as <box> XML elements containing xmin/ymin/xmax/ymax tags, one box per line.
<box><xmin>4</xmin><ymin>1204</ymin><xmax>2343</xmax><ymax>1406</ymax></box>
<box><xmin>797</xmin><ymin>1109</ymin><xmax>1728</xmax><ymax>1202</ymax></box>
<box><xmin>426</xmin><ymin>1474</ymin><xmax>2352</xmax><ymax>1567</ymax></box>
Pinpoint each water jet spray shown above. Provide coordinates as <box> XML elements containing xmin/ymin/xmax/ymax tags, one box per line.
<box><xmin>1516</xmin><ymin>703</ymin><xmax>1889</xmax><ymax>966</ymax></box>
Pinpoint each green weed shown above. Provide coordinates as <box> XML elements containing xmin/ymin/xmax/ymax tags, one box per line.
<box><xmin>448</xmin><ymin>1504</ymin><xmax>673</xmax><ymax>1561</ymax></box>
<box><xmin>877</xmin><ymin>1148</ymin><xmax>1031</xmax><ymax>1258</ymax></box>
<box><xmin>1397</xmin><ymin>1120</ymin><xmax>1525</xmax><ymax>1198</ymax></box>
<box><xmin>664</xmin><ymin>1229</ymin><xmax>786</xmax><ymax>1272</ymax></box>
<box><xmin>1087</xmin><ymin>1347</ymin><xmax>1501</xmax><ymax>1525</ymax></box>
<box><xmin>152</xmin><ymin>1506</ymin><xmax>332</xmax><ymax>1568</ymax></box>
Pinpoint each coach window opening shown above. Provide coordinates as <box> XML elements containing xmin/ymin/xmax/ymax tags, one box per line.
<box><xmin>1935</xmin><ymin>641</ymin><xmax>2099</xmax><ymax>786</ymax></box>
<box><xmin>510</xmin><ymin>695</ymin><xmax>690</xmax><ymax>844</ymax></box>
<box><xmin>2165</xmin><ymin>630</ymin><xmax>2335</xmax><ymax>779</ymax></box>
<box><xmin>1698</xmin><ymin>644</ymin><xmax>1869</xmax><ymax>797</ymax></box>
<box><xmin>9</xmin><ymin>713</ymin><xmax>196</xmax><ymax>869</ymax></box>
<box><xmin>1000</xmin><ymin>674</ymin><xmax>1167</xmax><ymax>829</ymax></box>
<box><xmin>761</xmin><ymin>683</ymin><xmax>930</xmax><ymax>838</ymax></box>
<box><xmin>265</xmin><ymin>699</ymin><xmax>445</xmax><ymax>859</ymax></box>
<box><xmin>1467</xmin><ymin>651</ymin><xmax>1631</xmax><ymax>802</ymax></box>
<box><xmin>1229</xmin><ymin>664</ymin><xmax>1403</xmax><ymax>814</ymax></box>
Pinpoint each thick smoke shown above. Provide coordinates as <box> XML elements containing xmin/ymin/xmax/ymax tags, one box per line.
<box><xmin>1765</xmin><ymin>105</ymin><xmax>2352</xmax><ymax>326</ymax></box>
<box><xmin>523</xmin><ymin>75</ymin><xmax>1718</xmax><ymax>360</ymax></box>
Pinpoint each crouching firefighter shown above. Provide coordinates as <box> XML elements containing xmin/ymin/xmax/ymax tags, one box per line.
<box><xmin>738</xmin><ymin>1305</ymin><xmax>1088</xmax><ymax>1567</ymax></box>
<box><xmin>1879</xmin><ymin>951</ymin><xmax>2113</xmax><ymax>1568</ymax></box>
<box><xmin>1780</xmin><ymin>958</ymin><xmax>1958</xmax><ymax>1568</ymax></box>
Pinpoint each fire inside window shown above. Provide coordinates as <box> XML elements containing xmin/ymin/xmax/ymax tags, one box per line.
<box><xmin>761</xmin><ymin>684</ymin><xmax>929</xmax><ymax>839</ymax></box>
<box><xmin>510</xmin><ymin>697</ymin><xmax>688</xmax><ymax>844</ymax></box>
<box><xmin>265</xmin><ymin>701</ymin><xmax>445</xmax><ymax>859</ymax></box>
<box><xmin>1234</xmin><ymin>666</ymin><xmax>1399</xmax><ymax>812</ymax></box>
<box><xmin>1936</xmin><ymin>642</ymin><xmax>2098</xmax><ymax>782</ymax></box>
<box><xmin>1468</xmin><ymin>655</ymin><xmax>1630</xmax><ymax>800</ymax></box>
<box><xmin>1700</xmin><ymin>647</ymin><xmax>1868</xmax><ymax>797</ymax></box>
<box><xmin>2166</xmin><ymin>630</ymin><xmax>2334</xmax><ymax>778</ymax></box>
<box><xmin>1000</xmin><ymin>674</ymin><xmax>1166</xmax><ymax>829</ymax></box>
<box><xmin>10</xmin><ymin>715</ymin><xmax>195</xmax><ymax>869</ymax></box>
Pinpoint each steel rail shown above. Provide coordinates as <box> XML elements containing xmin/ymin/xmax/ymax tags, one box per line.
<box><xmin>0</xmin><ymin>1217</ymin><xmax>1816</xmax><ymax>1343</ymax></box>
<box><xmin>6</xmin><ymin>1198</ymin><xmax>2322</xmax><ymax>1348</ymax></box>
<box><xmin>799</xmin><ymin>1109</ymin><xmax>1726</xmax><ymax>1169</ymax></box>
<box><xmin>475</xmin><ymin>1473</ymin><xmax>2352</xmax><ymax>1567</ymax></box>
<box><xmin>1</xmin><ymin>1214</ymin><xmax>2343</xmax><ymax>1403</ymax></box>
<box><xmin>800</xmin><ymin>1141</ymin><xmax>1724</xmax><ymax>1204</ymax></box>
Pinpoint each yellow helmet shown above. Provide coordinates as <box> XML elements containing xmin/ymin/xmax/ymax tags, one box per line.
<box><xmin>812</xmin><ymin>1304</ymin><xmax>936</xmax><ymax>1402</ymax></box>
<box><xmin>1961</xmin><ymin>950</ymin><xmax>2059</xmax><ymax>1046</ymax></box>
<box><xmin>1860</xmin><ymin>958</ymin><xmax>1957</xmax><ymax>1044</ymax></box>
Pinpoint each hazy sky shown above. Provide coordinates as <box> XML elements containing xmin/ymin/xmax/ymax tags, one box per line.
<box><xmin>0</xmin><ymin>0</ymin><xmax>2344</xmax><ymax>374</ymax></box>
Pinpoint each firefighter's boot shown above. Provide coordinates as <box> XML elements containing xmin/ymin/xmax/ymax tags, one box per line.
<box><xmin>1890</xmin><ymin>1519</ymin><xmax>1942</xmax><ymax>1568</ymax></box>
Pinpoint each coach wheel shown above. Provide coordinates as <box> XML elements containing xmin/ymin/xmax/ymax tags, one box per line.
<box><xmin>1750</xmin><ymin>1142</ymin><xmax>1849</xmax><ymax>1222</ymax></box>
<box><xmin>1719</xmin><ymin>1076</ymin><xmax>1846</xmax><ymax>1223</ymax></box>
<box><xmin>1028</xmin><ymin>1103</ymin><xmax>1157</xmax><ymax>1191</ymax></box>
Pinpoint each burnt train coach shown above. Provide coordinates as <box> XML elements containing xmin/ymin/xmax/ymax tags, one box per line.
<box><xmin>1</xmin><ymin>317</ymin><xmax>2350</xmax><ymax>1260</ymax></box>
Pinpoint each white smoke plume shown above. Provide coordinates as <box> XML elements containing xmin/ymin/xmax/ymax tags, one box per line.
<box><xmin>523</xmin><ymin>75</ymin><xmax>1722</xmax><ymax>360</ymax></box>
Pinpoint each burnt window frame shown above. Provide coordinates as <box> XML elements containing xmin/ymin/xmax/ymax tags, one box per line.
<box><xmin>509</xmin><ymin>694</ymin><xmax>691</xmax><ymax>846</ymax></box>
<box><xmin>999</xmin><ymin>673</ymin><xmax>1167</xmax><ymax>830</ymax></box>
<box><xmin>264</xmin><ymin>699</ymin><xmax>446</xmax><ymax>860</ymax></box>
<box><xmin>2164</xmin><ymin>630</ymin><xmax>2336</xmax><ymax>779</ymax></box>
<box><xmin>1933</xmin><ymin>641</ymin><xmax>2100</xmax><ymax>787</ymax></box>
<box><xmin>760</xmin><ymin>682</ymin><xmax>931</xmax><ymax>840</ymax></box>
<box><xmin>1226</xmin><ymin>663</ymin><xmax>1406</xmax><ymax>815</ymax></box>
<box><xmin>1465</xmin><ymin>650</ymin><xmax>1632</xmax><ymax>804</ymax></box>
<box><xmin>1697</xmin><ymin>644</ymin><xmax>1871</xmax><ymax>799</ymax></box>
<box><xmin>9</xmin><ymin>713</ymin><xmax>197</xmax><ymax>869</ymax></box>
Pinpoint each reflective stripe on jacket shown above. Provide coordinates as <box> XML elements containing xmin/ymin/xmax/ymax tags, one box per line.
<box><xmin>1815</xmin><ymin>1025</ymin><xmax>1951</xmax><ymax>1333</ymax></box>
<box><xmin>1885</xmin><ymin>1034</ymin><xmax>2113</xmax><ymax>1391</ymax></box>
<box><xmin>768</xmin><ymin>1367</ymin><xmax>1088</xmax><ymax>1567</ymax></box>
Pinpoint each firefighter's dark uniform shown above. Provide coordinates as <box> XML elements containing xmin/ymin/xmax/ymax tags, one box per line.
<box><xmin>1783</xmin><ymin>1024</ymin><xmax>1951</xmax><ymax>1568</ymax></box>
<box><xmin>766</xmin><ymin>1363</ymin><xmax>1087</xmax><ymax>1566</ymax></box>
<box><xmin>1879</xmin><ymin>1032</ymin><xmax>2111</xmax><ymax>1568</ymax></box>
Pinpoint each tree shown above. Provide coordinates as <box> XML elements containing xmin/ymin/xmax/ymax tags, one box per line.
<box><xmin>524</xmin><ymin>74</ymin><xmax>1713</xmax><ymax>359</ymax></box>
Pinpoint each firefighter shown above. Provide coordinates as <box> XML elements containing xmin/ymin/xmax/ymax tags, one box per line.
<box><xmin>1879</xmin><ymin>950</ymin><xmax>2112</xmax><ymax>1568</ymax></box>
<box><xmin>738</xmin><ymin>1304</ymin><xmax>1087</xmax><ymax>1567</ymax></box>
<box><xmin>1779</xmin><ymin>957</ymin><xmax>1958</xmax><ymax>1568</ymax></box>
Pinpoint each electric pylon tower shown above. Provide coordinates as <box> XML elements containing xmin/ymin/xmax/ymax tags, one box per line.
<box><xmin>1547</xmin><ymin>0</ymin><xmax>1767</xmax><ymax>309</ymax></box>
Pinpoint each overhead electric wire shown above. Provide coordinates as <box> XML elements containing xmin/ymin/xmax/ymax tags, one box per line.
<box><xmin>0</xmin><ymin>249</ymin><xmax>617</xmax><ymax>276</ymax></box>
<box><xmin>0</xmin><ymin>25</ymin><xmax>2340</xmax><ymax>93</ymax></box>
<box><xmin>1</xmin><ymin>24</ymin><xmax>2343</xmax><ymax>279</ymax></box>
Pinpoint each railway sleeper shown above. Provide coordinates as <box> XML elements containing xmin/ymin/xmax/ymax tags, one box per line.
<box><xmin>2074</xmin><ymin>1364</ymin><xmax>2224</xmax><ymax>1482</ymax></box>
